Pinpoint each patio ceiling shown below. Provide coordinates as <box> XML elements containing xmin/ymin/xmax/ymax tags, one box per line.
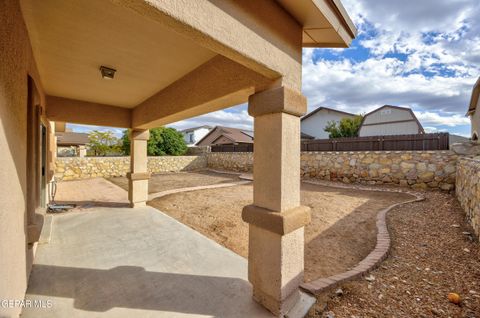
<box><xmin>20</xmin><ymin>0</ymin><xmax>216</xmax><ymax>108</ymax></box>
<box><xmin>20</xmin><ymin>0</ymin><xmax>356</xmax><ymax>129</ymax></box>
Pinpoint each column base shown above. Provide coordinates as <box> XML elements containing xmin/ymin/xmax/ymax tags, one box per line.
<box><xmin>127</xmin><ymin>172</ymin><xmax>150</xmax><ymax>208</ymax></box>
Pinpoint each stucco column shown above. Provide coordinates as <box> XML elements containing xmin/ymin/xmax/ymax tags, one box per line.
<box><xmin>128</xmin><ymin>129</ymin><xmax>150</xmax><ymax>208</ymax></box>
<box><xmin>242</xmin><ymin>86</ymin><xmax>311</xmax><ymax>316</ymax></box>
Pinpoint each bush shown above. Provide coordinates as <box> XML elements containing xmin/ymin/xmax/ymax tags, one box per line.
<box><xmin>324</xmin><ymin>115</ymin><xmax>364</xmax><ymax>138</ymax></box>
<box><xmin>121</xmin><ymin>127</ymin><xmax>187</xmax><ymax>156</ymax></box>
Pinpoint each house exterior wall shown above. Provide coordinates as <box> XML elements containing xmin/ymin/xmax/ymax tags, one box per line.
<box><xmin>471</xmin><ymin>97</ymin><xmax>480</xmax><ymax>140</ymax></box>
<box><xmin>360</xmin><ymin>107</ymin><xmax>421</xmax><ymax>137</ymax></box>
<box><xmin>0</xmin><ymin>1</ymin><xmax>48</xmax><ymax>316</ymax></box>
<box><xmin>301</xmin><ymin>109</ymin><xmax>355</xmax><ymax>139</ymax></box>
<box><xmin>183</xmin><ymin>127</ymin><xmax>211</xmax><ymax>146</ymax></box>
<box><xmin>360</xmin><ymin>121</ymin><xmax>420</xmax><ymax>137</ymax></box>
<box><xmin>197</xmin><ymin>127</ymin><xmax>223</xmax><ymax>146</ymax></box>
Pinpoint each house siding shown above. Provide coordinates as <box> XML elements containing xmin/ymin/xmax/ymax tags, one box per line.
<box><xmin>360</xmin><ymin>121</ymin><xmax>420</xmax><ymax>137</ymax></box>
<box><xmin>301</xmin><ymin>109</ymin><xmax>355</xmax><ymax>139</ymax></box>
<box><xmin>360</xmin><ymin>106</ymin><xmax>421</xmax><ymax>137</ymax></box>
<box><xmin>471</xmin><ymin>97</ymin><xmax>480</xmax><ymax>140</ymax></box>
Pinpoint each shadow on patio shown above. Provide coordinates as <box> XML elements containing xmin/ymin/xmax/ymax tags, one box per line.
<box><xmin>22</xmin><ymin>206</ymin><xmax>272</xmax><ymax>317</ymax></box>
<box><xmin>26</xmin><ymin>264</ymin><xmax>262</xmax><ymax>316</ymax></box>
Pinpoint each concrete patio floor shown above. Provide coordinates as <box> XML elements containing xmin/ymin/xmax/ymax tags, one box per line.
<box><xmin>23</xmin><ymin>206</ymin><xmax>272</xmax><ymax>317</ymax></box>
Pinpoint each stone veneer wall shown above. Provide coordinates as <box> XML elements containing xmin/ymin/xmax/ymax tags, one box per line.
<box><xmin>206</xmin><ymin>152</ymin><xmax>253</xmax><ymax>172</ymax></box>
<box><xmin>55</xmin><ymin>156</ymin><xmax>207</xmax><ymax>181</ymax></box>
<box><xmin>456</xmin><ymin>158</ymin><xmax>480</xmax><ymax>239</ymax></box>
<box><xmin>206</xmin><ymin>151</ymin><xmax>459</xmax><ymax>191</ymax></box>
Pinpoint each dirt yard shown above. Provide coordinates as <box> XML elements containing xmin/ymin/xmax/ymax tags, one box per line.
<box><xmin>317</xmin><ymin>191</ymin><xmax>480</xmax><ymax>318</ymax></box>
<box><xmin>108</xmin><ymin>171</ymin><xmax>241</xmax><ymax>194</ymax></box>
<box><xmin>149</xmin><ymin>182</ymin><xmax>413</xmax><ymax>281</ymax></box>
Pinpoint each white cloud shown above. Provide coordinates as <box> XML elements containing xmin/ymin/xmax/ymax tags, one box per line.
<box><xmin>414</xmin><ymin>111</ymin><xmax>470</xmax><ymax>127</ymax></box>
<box><xmin>301</xmin><ymin>0</ymin><xmax>479</xmax><ymax>135</ymax></box>
<box><xmin>167</xmin><ymin>104</ymin><xmax>252</xmax><ymax>131</ymax></box>
<box><xmin>67</xmin><ymin>124</ymin><xmax>125</xmax><ymax>137</ymax></box>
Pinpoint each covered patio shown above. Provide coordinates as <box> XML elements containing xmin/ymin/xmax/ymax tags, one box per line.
<box><xmin>1</xmin><ymin>0</ymin><xmax>355</xmax><ymax>317</ymax></box>
<box><xmin>23</xmin><ymin>205</ymin><xmax>272</xmax><ymax>318</ymax></box>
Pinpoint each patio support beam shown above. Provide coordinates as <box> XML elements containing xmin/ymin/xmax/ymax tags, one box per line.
<box><xmin>46</xmin><ymin>96</ymin><xmax>132</xmax><ymax>128</ymax></box>
<box><xmin>242</xmin><ymin>86</ymin><xmax>311</xmax><ymax>316</ymax></box>
<box><xmin>128</xmin><ymin>129</ymin><xmax>150</xmax><ymax>208</ymax></box>
<box><xmin>131</xmin><ymin>55</ymin><xmax>272</xmax><ymax>129</ymax></box>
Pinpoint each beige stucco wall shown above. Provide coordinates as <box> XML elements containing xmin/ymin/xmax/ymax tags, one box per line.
<box><xmin>471</xmin><ymin>97</ymin><xmax>480</xmax><ymax>141</ymax></box>
<box><xmin>456</xmin><ymin>158</ymin><xmax>480</xmax><ymax>239</ymax></box>
<box><xmin>0</xmin><ymin>1</ymin><xmax>46</xmax><ymax>316</ymax></box>
<box><xmin>54</xmin><ymin>156</ymin><xmax>207</xmax><ymax>181</ymax></box>
<box><xmin>206</xmin><ymin>151</ymin><xmax>459</xmax><ymax>191</ymax></box>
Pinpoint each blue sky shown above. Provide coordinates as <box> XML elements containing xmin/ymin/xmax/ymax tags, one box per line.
<box><xmin>70</xmin><ymin>0</ymin><xmax>480</xmax><ymax>138</ymax></box>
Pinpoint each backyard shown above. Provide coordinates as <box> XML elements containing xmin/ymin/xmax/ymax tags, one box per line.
<box><xmin>110</xmin><ymin>172</ymin><xmax>413</xmax><ymax>280</ymax></box>
<box><xmin>103</xmin><ymin>171</ymin><xmax>480</xmax><ymax>316</ymax></box>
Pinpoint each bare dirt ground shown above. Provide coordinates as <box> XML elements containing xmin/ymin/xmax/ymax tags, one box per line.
<box><xmin>149</xmin><ymin>182</ymin><xmax>413</xmax><ymax>281</ymax></box>
<box><xmin>316</xmin><ymin>191</ymin><xmax>480</xmax><ymax>318</ymax></box>
<box><xmin>108</xmin><ymin>171</ymin><xmax>241</xmax><ymax>194</ymax></box>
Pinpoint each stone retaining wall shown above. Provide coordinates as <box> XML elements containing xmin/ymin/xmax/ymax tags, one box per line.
<box><xmin>456</xmin><ymin>158</ymin><xmax>480</xmax><ymax>239</ymax></box>
<box><xmin>55</xmin><ymin>156</ymin><xmax>207</xmax><ymax>181</ymax></box>
<box><xmin>301</xmin><ymin>151</ymin><xmax>458</xmax><ymax>191</ymax></box>
<box><xmin>206</xmin><ymin>152</ymin><xmax>253</xmax><ymax>172</ymax></box>
<box><xmin>56</xmin><ymin>151</ymin><xmax>460</xmax><ymax>191</ymax></box>
<box><xmin>206</xmin><ymin>151</ymin><xmax>459</xmax><ymax>191</ymax></box>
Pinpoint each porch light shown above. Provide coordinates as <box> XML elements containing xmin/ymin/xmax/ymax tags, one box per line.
<box><xmin>99</xmin><ymin>66</ymin><xmax>116</xmax><ymax>79</ymax></box>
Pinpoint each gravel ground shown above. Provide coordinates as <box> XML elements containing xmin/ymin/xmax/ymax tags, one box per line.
<box><xmin>315</xmin><ymin>191</ymin><xmax>480</xmax><ymax>318</ymax></box>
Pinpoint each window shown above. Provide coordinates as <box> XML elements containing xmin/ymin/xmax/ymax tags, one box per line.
<box><xmin>380</xmin><ymin>109</ymin><xmax>391</xmax><ymax>115</ymax></box>
<box><xmin>189</xmin><ymin>133</ymin><xmax>194</xmax><ymax>143</ymax></box>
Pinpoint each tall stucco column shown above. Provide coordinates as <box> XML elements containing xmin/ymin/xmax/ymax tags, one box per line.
<box><xmin>128</xmin><ymin>129</ymin><xmax>150</xmax><ymax>208</ymax></box>
<box><xmin>242</xmin><ymin>86</ymin><xmax>311</xmax><ymax>316</ymax></box>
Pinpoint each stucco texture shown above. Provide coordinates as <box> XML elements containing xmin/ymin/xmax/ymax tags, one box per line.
<box><xmin>0</xmin><ymin>1</ymin><xmax>45</xmax><ymax>316</ymax></box>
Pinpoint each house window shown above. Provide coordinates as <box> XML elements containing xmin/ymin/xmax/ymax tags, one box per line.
<box><xmin>380</xmin><ymin>109</ymin><xmax>391</xmax><ymax>115</ymax></box>
<box><xmin>189</xmin><ymin>133</ymin><xmax>194</xmax><ymax>143</ymax></box>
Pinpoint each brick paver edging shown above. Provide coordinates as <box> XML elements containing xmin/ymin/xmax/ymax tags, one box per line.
<box><xmin>300</xmin><ymin>179</ymin><xmax>425</xmax><ymax>295</ymax></box>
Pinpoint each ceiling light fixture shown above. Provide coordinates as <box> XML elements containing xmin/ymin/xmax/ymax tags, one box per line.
<box><xmin>100</xmin><ymin>66</ymin><xmax>116</xmax><ymax>80</ymax></box>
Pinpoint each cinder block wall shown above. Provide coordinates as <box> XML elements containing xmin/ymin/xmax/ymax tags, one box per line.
<box><xmin>456</xmin><ymin>158</ymin><xmax>480</xmax><ymax>239</ymax></box>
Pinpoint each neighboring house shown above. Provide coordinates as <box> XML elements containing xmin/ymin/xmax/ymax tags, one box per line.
<box><xmin>55</xmin><ymin>131</ymin><xmax>89</xmax><ymax>157</ymax></box>
<box><xmin>179</xmin><ymin>125</ymin><xmax>212</xmax><ymax>146</ymax></box>
<box><xmin>359</xmin><ymin>105</ymin><xmax>424</xmax><ymax>137</ymax></box>
<box><xmin>301</xmin><ymin>106</ymin><xmax>356</xmax><ymax>139</ymax></box>
<box><xmin>196</xmin><ymin>126</ymin><xmax>254</xmax><ymax>146</ymax></box>
<box><xmin>466</xmin><ymin>77</ymin><xmax>480</xmax><ymax>141</ymax></box>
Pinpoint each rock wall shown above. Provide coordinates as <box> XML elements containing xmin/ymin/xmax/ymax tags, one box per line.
<box><xmin>206</xmin><ymin>151</ymin><xmax>459</xmax><ymax>191</ymax></box>
<box><xmin>206</xmin><ymin>152</ymin><xmax>253</xmax><ymax>172</ymax></box>
<box><xmin>301</xmin><ymin>151</ymin><xmax>459</xmax><ymax>191</ymax></box>
<box><xmin>56</xmin><ymin>151</ymin><xmax>460</xmax><ymax>191</ymax></box>
<box><xmin>55</xmin><ymin>156</ymin><xmax>207</xmax><ymax>181</ymax></box>
<box><xmin>456</xmin><ymin>158</ymin><xmax>480</xmax><ymax>239</ymax></box>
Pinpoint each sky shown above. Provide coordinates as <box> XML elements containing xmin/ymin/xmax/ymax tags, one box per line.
<box><xmin>69</xmin><ymin>0</ymin><xmax>480</xmax><ymax>138</ymax></box>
